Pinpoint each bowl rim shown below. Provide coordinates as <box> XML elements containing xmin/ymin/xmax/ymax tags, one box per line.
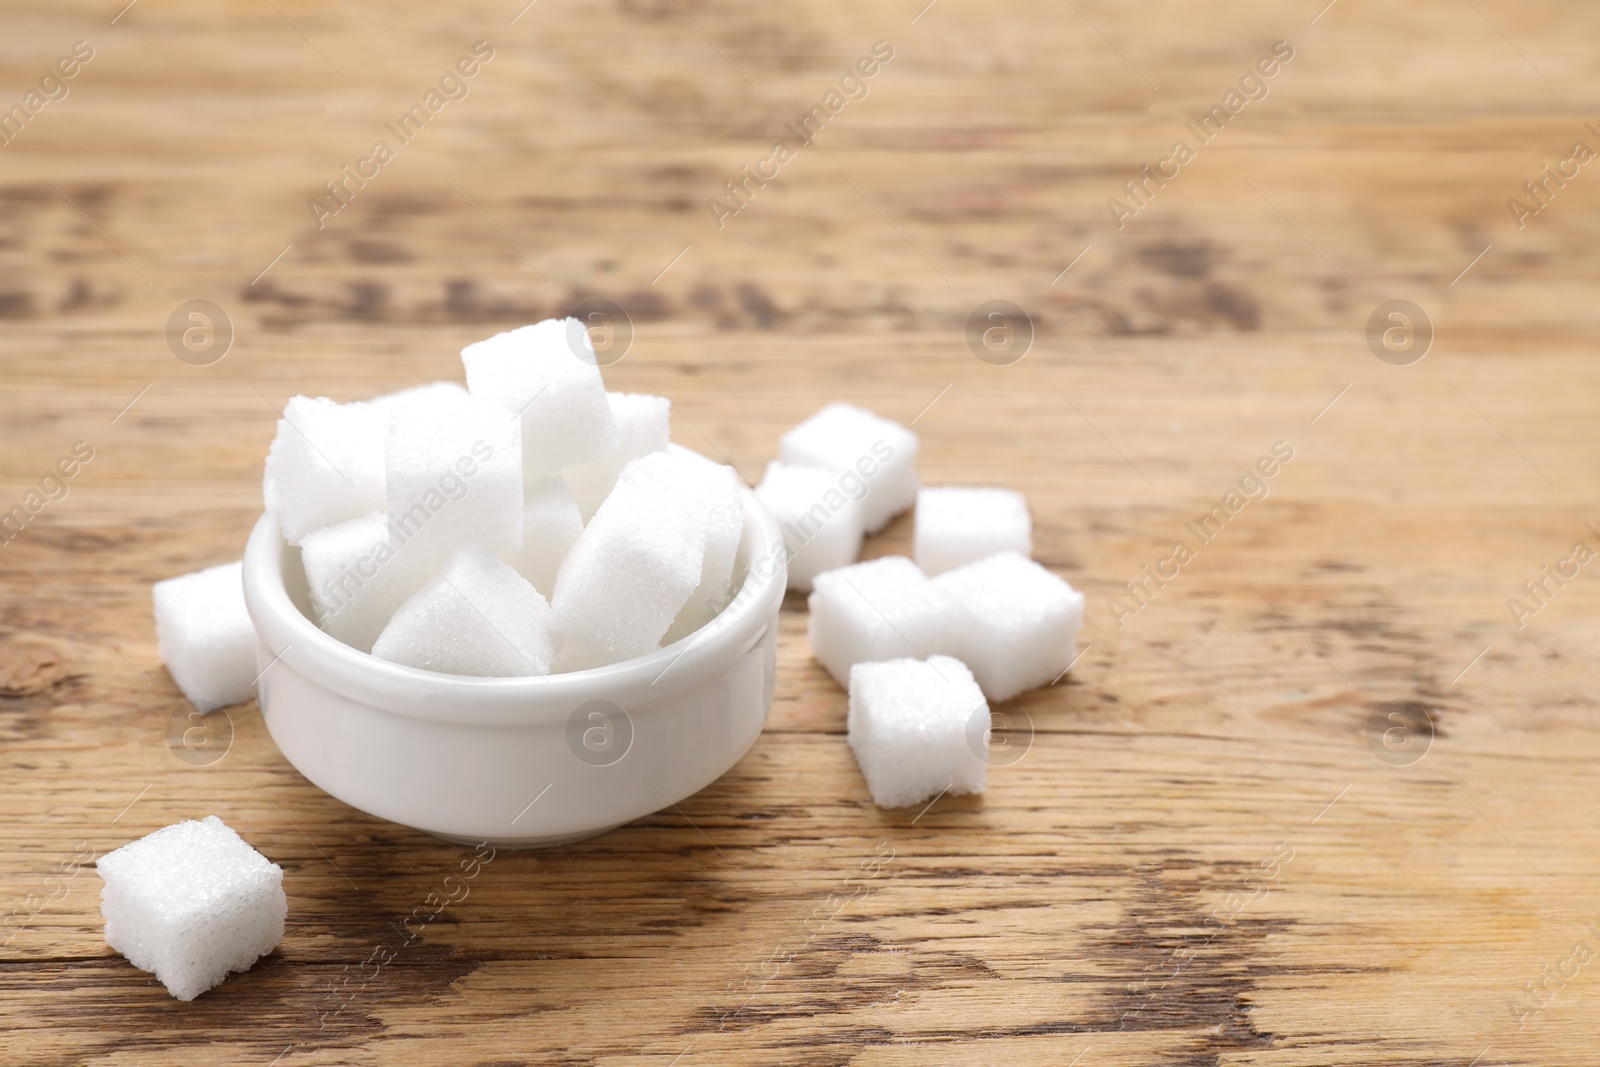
<box><xmin>241</xmin><ymin>473</ymin><xmax>787</xmax><ymax>725</ymax></box>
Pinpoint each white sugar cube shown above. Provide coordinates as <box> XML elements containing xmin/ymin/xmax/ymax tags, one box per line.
<box><xmin>778</xmin><ymin>403</ymin><xmax>919</xmax><ymax>533</ymax></box>
<box><xmin>550</xmin><ymin>474</ymin><xmax>706</xmax><ymax>671</ymax></box>
<box><xmin>806</xmin><ymin>556</ymin><xmax>959</xmax><ymax>687</ymax></box>
<box><xmin>262</xmin><ymin>396</ymin><xmax>388</xmax><ymax>545</ymax></box>
<box><xmin>913</xmin><ymin>487</ymin><xmax>1031</xmax><ymax>576</ymax></box>
<box><xmin>619</xmin><ymin>451</ymin><xmax>743</xmax><ymax>645</ymax></box>
<box><xmin>372</xmin><ymin>548</ymin><xmax>555</xmax><ymax>677</ymax></box>
<box><xmin>462</xmin><ymin>319</ymin><xmax>618</xmax><ymax>476</ymax></box>
<box><xmin>933</xmin><ymin>551</ymin><xmax>1085</xmax><ymax>700</ymax></box>
<box><xmin>385</xmin><ymin>387</ymin><xmax>522</xmax><ymax>559</ymax></box>
<box><xmin>299</xmin><ymin>513</ymin><xmax>446</xmax><ymax>653</ymax></box>
<box><xmin>152</xmin><ymin>561</ymin><xmax>258</xmax><ymax>713</ymax></box>
<box><xmin>504</xmin><ymin>476</ymin><xmax>583</xmax><ymax>597</ymax></box>
<box><xmin>848</xmin><ymin>657</ymin><xmax>988</xmax><ymax>808</ymax></box>
<box><xmin>755</xmin><ymin>461</ymin><xmax>865</xmax><ymax>591</ymax></box>
<box><xmin>97</xmin><ymin>815</ymin><xmax>286</xmax><ymax>1001</ymax></box>
<box><xmin>564</xmin><ymin>392</ymin><xmax>672</xmax><ymax>521</ymax></box>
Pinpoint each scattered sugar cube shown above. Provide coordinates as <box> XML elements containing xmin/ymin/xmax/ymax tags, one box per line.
<box><xmin>550</xmin><ymin>474</ymin><xmax>707</xmax><ymax>671</ymax></box>
<box><xmin>806</xmin><ymin>556</ymin><xmax>959</xmax><ymax>687</ymax></box>
<box><xmin>755</xmin><ymin>460</ymin><xmax>865</xmax><ymax>591</ymax></box>
<box><xmin>462</xmin><ymin>319</ymin><xmax>618</xmax><ymax>476</ymax></box>
<box><xmin>504</xmin><ymin>476</ymin><xmax>583</xmax><ymax>598</ymax></box>
<box><xmin>778</xmin><ymin>403</ymin><xmax>919</xmax><ymax>533</ymax></box>
<box><xmin>913</xmin><ymin>487</ymin><xmax>1032</xmax><ymax>575</ymax></box>
<box><xmin>97</xmin><ymin>815</ymin><xmax>286</xmax><ymax>1001</ymax></box>
<box><xmin>848</xmin><ymin>657</ymin><xmax>988</xmax><ymax>808</ymax></box>
<box><xmin>152</xmin><ymin>561</ymin><xmax>258</xmax><ymax>713</ymax></box>
<box><xmin>262</xmin><ymin>396</ymin><xmax>387</xmax><ymax>545</ymax></box>
<box><xmin>564</xmin><ymin>392</ymin><xmax>672</xmax><ymax>521</ymax></box>
<box><xmin>933</xmin><ymin>551</ymin><xmax>1085</xmax><ymax>701</ymax></box>
<box><xmin>385</xmin><ymin>387</ymin><xmax>522</xmax><ymax>559</ymax></box>
<box><xmin>372</xmin><ymin>548</ymin><xmax>555</xmax><ymax>677</ymax></box>
<box><xmin>617</xmin><ymin>451</ymin><xmax>744</xmax><ymax>645</ymax></box>
<box><xmin>299</xmin><ymin>513</ymin><xmax>445</xmax><ymax>653</ymax></box>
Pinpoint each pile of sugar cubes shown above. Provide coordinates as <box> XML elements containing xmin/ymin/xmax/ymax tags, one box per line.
<box><xmin>152</xmin><ymin>317</ymin><xmax>749</xmax><ymax>710</ymax></box>
<box><xmin>757</xmin><ymin>403</ymin><xmax>1085</xmax><ymax>811</ymax></box>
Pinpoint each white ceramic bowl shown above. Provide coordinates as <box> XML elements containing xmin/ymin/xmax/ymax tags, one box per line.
<box><xmin>240</xmin><ymin>480</ymin><xmax>785</xmax><ymax>848</ymax></box>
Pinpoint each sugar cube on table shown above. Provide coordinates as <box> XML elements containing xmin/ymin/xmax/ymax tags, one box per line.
<box><xmin>504</xmin><ymin>476</ymin><xmax>583</xmax><ymax>598</ymax></box>
<box><xmin>385</xmin><ymin>386</ymin><xmax>523</xmax><ymax>559</ymax></box>
<box><xmin>933</xmin><ymin>551</ymin><xmax>1085</xmax><ymax>701</ymax></box>
<box><xmin>806</xmin><ymin>555</ymin><xmax>959</xmax><ymax>687</ymax></box>
<box><xmin>848</xmin><ymin>656</ymin><xmax>988</xmax><ymax>808</ymax></box>
<box><xmin>299</xmin><ymin>512</ymin><xmax>445</xmax><ymax>653</ymax></box>
<box><xmin>913</xmin><ymin>486</ymin><xmax>1032</xmax><ymax>576</ymax></box>
<box><xmin>755</xmin><ymin>460</ymin><xmax>865</xmax><ymax>591</ymax></box>
<box><xmin>371</xmin><ymin>548</ymin><xmax>556</xmax><ymax>677</ymax></box>
<box><xmin>262</xmin><ymin>396</ymin><xmax>388</xmax><ymax>545</ymax></box>
<box><xmin>97</xmin><ymin>815</ymin><xmax>285</xmax><ymax>1001</ymax></box>
<box><xmin>778</xmin><ymin>403</ymin><xmax>919</xmax><ymax>533</ymax></box>
<box><xmin>462</xmin><ymin>319</ymin><xmax>618</xmax><ymax>476</ymax></box>
<box><xmin>549</xmin><ymin>474</ymin><xmax>707</xmax><ymax>671</ymax></box>
<box><xmin>564</xmin><ymin>392</ymin><xmax>671</xmax><ymax>521</ymax></box>
<box><xmin>152</xmin><ymin>561</ymin><xmax>258</xmax><ymax>713</ymax></box>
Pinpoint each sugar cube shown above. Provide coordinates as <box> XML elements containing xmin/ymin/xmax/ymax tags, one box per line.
<box><xmin>618</xmin><ymin>451</ymin><xmax>743</xmax><ymax>645</ymax></box>
<box><xmin>564</xmin><ymin>392</ymin><xmax>672</xmax><ymax>521</ymax></box>
<box><xmin>462</xmin><ymin>319</ymin><xmax>618</xmax><ymax>476</ymax></box>
<box><xmin>932</xmin><ymin>551</ymin><xmax>1085</xmax><ymax>700</ymax></box>
<box><xmin>848</xmin><ymin>657</ymin><xmax>988</xmax><ymax>808</ymax></box>
<box><xmin>371</xmin><ymin>548</ymin><xmax>555</xmax><ymax>677</ymax></box>
<box><xmin>97</xmin><ymin>815</ymin><xmax>286</xmax><ymax>1001</ymax></box>
<box><xmin>152</xmin><ymin>561</ymin><xmax>258</xmax><ymax>713</ymax></box>
<box><xmin>550</xmin><ymin>474</ymin><xmax>707</xmax><ymax>671</ymax></box>
<box><xmin>806</xmin><ymin>556</ymin><xmax>959</xmax><ymax>687</ymax></box>
<box><xmin>385</xmin><ymin>386</ymin><xmax>522</xmax><ymax>559</ymax></box>
<box><xmin>299</xmin><ymin>513</ymin><xmax>446</xmax><ymax>653</ymax></box>
<box><xmin>778</xmin><ymin>403</ymin><xmax>919</xmax><ymax>533</ymax></box>
<box><xmin>262</xmin><ymin>396</ymin><xmax>387</xmax><ymax>545</ymax></box>
<box><xmin>504</xmin><ymin>476</ymin><xmax>583</xmax><ymax>598</ymax></box>
<box><xmin>755</xmin><ymin>460</ymin><xmax>865</xmax><ymax>591</ymax></box>
<box><xmin>913</xmin><ymin>487</ymin><xmax>1032</xmax><ymax>576</ymax></box>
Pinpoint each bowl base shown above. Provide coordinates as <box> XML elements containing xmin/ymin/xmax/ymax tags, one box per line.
<box><xmin>425</xmin><ymin>824</ymin><xmax>626</xmax><ymax>850</ymax></box>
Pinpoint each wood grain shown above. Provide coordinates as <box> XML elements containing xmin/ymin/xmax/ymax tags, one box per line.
<box><xmin>3</xmin><ymin>0</ymin><xmax>1600</xmax><ymax>1063</ymax></box>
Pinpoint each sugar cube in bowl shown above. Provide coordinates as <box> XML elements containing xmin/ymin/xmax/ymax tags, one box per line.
<box><xmin>241</xmin><ymin>445</ymin><xmax>786</xmax><ymax>848</ymax></box>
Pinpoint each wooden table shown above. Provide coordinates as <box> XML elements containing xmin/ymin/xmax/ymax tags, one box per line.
<box><xmin>4</xmin><ymin>0</ymin><xmax>1599</xmax><ymax>1062</ymax></box>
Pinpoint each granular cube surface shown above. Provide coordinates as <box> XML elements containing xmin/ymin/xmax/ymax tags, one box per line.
<box><xmin>368</xmin><ymin>380</ymin><xmax>468</xmax><ymax>414</ymax></box>
<box><xmin>755</xmin><ymin>460</ymin><xmax>865</xmax><ymax>591</ymax></box>
<box><xmin>505</xmin><ymin>476</ymin><xmax>583</xmax><ymax>597</ymax></box>
<box><xmin>933</xmin><ymin>551</ymin><xmax>1085</xmax><ymax>700</ymax></box>
<box><xmin>622</xmin><ymin>451</ymin><xmax>743</xmax><ymax>645</ymax></box>
<box><xmin>372</xmin><ymin>548</ymin><xmax>555</xmax><ymax>677</ymax></box>
<box><xmin>778</xmin><ymin>403</ymin><xmax>919</xmax><ymax>533</ymax></box>
<box><xmin>385</xmin><ymin>387</ymin><xmax>522</xmax><ymax>559</ymax></box>
<box><xmin>848</xmin><ymin>656</ymin><xmax>988</xmax><ymax>808</ymax></box>
<box><xmin>550</xmin><ymin>474</ymin><xmax>706</xmax><ymax>670</ymax></box>
<box><xmin>262</xmin><ymin>396</ymin><xmax>387</xmax><ymax>545</ymax></box>
<box><xmin>97</xmin><ymin>815</ymin><xmax>286</xmax><ymax>1001</ymax></box>
<box><xmin>462</xmin><ymin>319</ymin><xmax>617</xmax><ymax>475</ymax></box>
<box><xmin>564</xmin><ymin>391</ymin><xmax>671</xmax><ymax>520</ymax></box>
<box><xmin>152</xmin><ymin>560</ymin><xmax>258</xmax><ymax>712</ymax></box>
<box><xmin>300</xmin><ymin>512</ymin><xmax>445</xmax><ymax>653</ymax></box>
<box><xmin>806</xmin><ymin>555</ymin><xmax>959</xmax><ymax>687</ymax></box>
<box><xmin>913</xmin><ymin>486</ymin><xmax>1032</xmax><ymax>575</ymax></box>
